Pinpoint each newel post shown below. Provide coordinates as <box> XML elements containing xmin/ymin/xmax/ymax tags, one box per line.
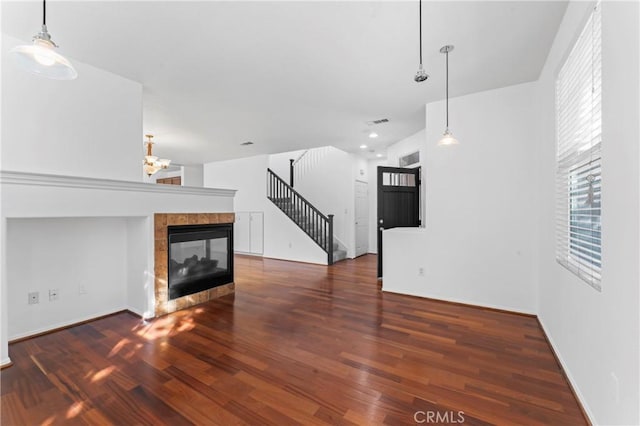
<box><xmin>328</xmin><ymin>214</ymin><xmax>334</xmax><ymax>265</ymax></box>
<box><xmin>289</xmin><ymin>159</ymin><xmax>294</xmax><ymax>188</ymax></box>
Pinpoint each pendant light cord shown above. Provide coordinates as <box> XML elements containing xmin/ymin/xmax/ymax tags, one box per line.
<box><xmin>43</xmin><ymin>0</ymin><xmax>46</xmax><ymax>26</ymax></box>
<box><xmin>418</xmin><ymin>0</ymin><xmax>422</xmax><ymax>66</ymax></box>
<box><xmin>445</xmin><ymin>50</ymin><xmax>449</xmax><ymax>128</ymax></box>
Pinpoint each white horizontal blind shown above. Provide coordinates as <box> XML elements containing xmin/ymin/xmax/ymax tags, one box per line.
<box><xmin>555</xmin><ymin>3</ymin><xmax>602</xmax><ymax>290</ymax></box>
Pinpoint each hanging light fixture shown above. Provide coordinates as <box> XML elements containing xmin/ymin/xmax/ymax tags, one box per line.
<box><xmin>143</xmin><ymin>135</ymin><xmax>171</xmax><ymax>177</ymax></box>
<box><xmin>414</xmin><ymin>0</ymin><xmax>428</xmax><ymax>82</ymax></box>
<box><xmin>10</xmin><ymin>0</ymin><xmax>77</xmax><ymax>80</ymax></box>
<box><xmin>438</xmin><ymin>45</ymin><xmax>459</xmax><ymax>146</ymax></box>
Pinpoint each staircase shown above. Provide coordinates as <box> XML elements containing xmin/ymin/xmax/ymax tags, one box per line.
<box><xmin>267</xmin><ymin>168</ymin><xmax>346</xmax><ymax>265</ymax></box>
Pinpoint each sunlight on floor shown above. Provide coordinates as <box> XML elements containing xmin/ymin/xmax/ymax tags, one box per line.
<box><xmin>66</xmin><ymin>402</ymin><xmax>84</xmax><ymax>419</ymax></box>
<box><xmin>130</xmin><ymin>308</ymin><xmax>202</xmax><ymax>341</ymax></box>
<box><xmin>108</xmin><ymin>338</ymin><xmax>131</xmax><ymax>357</ymax></box>
<box><xmin>91</xmin><ymin>366</ymin><xmax>116</xmax><ymax>383</ymax></box>
<box><xmin>41</xmin><ymin>415</ymin><xmax>56</xmax><ymax>425</ymax></box>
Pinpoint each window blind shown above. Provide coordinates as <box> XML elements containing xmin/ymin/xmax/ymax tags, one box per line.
<box><xmin>555</xmin><ymin>3</ymin><xmax>602</xmax><ymax>290</ymax></box>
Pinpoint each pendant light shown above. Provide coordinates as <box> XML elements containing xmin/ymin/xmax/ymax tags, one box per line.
<box><xmin>438</xmin><ymin>45</ymin><xmax>458</xmax><ymax>146</ymax></box>
<box><xmin>414</xmin><ymin>0</ymin><xmax>428</xmax><ymax>82</ymax></box>
<box><xmin>10</xmin><ymin>0</ymin><xmax>77</xmax><ymax>80</ymax></box>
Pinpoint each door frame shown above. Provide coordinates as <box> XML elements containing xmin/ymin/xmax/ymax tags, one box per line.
<box><xmin>354</xmin><ymin>179</ymin><xmax>369</xmax><ymax>258</ymax></box>
<box><xmin>377</xmin><ymin>166</ymin><xmax>421</xmax><ymax>278</ymax></box>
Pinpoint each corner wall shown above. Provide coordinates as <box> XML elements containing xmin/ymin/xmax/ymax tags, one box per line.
<box><xmin>535</xmin><ymin>2</ymin><xmax>639</xmax><ymax>424</ymax></box>
<box><xmin>384</xmin><ymin>82</ymin><xmax>538</xmax><ymax>314</ymax></box>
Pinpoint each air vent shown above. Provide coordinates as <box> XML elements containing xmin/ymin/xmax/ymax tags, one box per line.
<box><xmin>240</xmin><ymin>141</ymin><xmax>254</xmax><ymax>146</ymax></box>
<box><xmin>399</xmin><ymin>151</ymin><xmax>420</xmax><ymax>167</ymax></box>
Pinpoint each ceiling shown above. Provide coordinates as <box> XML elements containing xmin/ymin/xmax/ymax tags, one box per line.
<box><xmin>2</xmin><ymin>1</ymin><xmax>568</xmax><ymax>165</ymax></box>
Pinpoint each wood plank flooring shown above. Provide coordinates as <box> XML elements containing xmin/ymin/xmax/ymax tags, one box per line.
<box><xmin>1</xmin><ymin>254</ymin><xmax>587</xmax><ymax>425</ymax></box>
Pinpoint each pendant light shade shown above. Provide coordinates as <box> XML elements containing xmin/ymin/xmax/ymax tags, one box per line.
<box><xmin>10</xmin><ymin>1</ymin><xmax>77</xmax><ymax>80</ymax></box>
<box><xmin>414</xmin><ymin>0</ymin><xmax>428</xmax><ymax>83</ymax></box>
<box><xmin>438</xmin><ymin>45</ymin><xmax>458</xmax><ymax>146</ymax></box>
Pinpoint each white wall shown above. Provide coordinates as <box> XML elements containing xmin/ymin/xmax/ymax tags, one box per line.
<box><xmin>1</xmin><ymin>36</ymin><xmax>143</xmax><ymax>182</ymax></box>
<box><xmin>383</xmin><ymin>82</ymin><xmax>539</xmax><ymax>314</ymax></box>
<box><xmin>535</xmin><ymin>2</ymin><xmax>639</xmax><ymax>424</ymax></box>
<box><xmin>204</xmin><ymin>155</ymin><xmax>269</xmax><ymax>211</ymax></box>
<box><xmin>183</xmin><ymin>164</ymin><xmax>204</xmax><ymax>187</ymax></box>
<box><xmin>352</xmin><ymin>156</ymin><xmax>368</xmax><ymax>183</ymax></box>
<box><xmin>6</xmin><ymin>218</ymin><xmax>128</xmax><ymax>339</ymax></box>
<box><xmin>204</xmin><ymin>154</ymin><xmax>327</xmax><ymax>264</ymax></box>
<box><xmin>125</xmin><ymin>217</ymin><xmax>151</xmax><ymax>317</ymax></box>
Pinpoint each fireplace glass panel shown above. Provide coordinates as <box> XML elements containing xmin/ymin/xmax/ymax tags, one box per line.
<box><xmin>167</xmin><ymin>224</ymin><xmax>233</xmax><ymax>300</ymax></box>
<box><xmin>169</xmin><ymin>237</ymin><xmax>228</xmax><ymax>285</ymax></box>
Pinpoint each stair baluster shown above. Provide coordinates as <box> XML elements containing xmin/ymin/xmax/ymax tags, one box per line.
<box><xmin>266</xmin><ymin>168</ymin><xmax>336</xmax><ymax>265</ymax></box>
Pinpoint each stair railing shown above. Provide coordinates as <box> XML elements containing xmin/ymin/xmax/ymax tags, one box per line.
<box><xmin>289</xmin><ymin>150</ymin><xmax>309</xmax><ymax>188</ymax></box>
<box><xmin>267</xmin><ymin>168</ymin><xmax>334</xmax><ymax>264</ymax></box>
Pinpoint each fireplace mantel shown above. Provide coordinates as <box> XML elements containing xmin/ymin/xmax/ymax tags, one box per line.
<box><xmin>0</xmin><ymin>170</ymin><xmax>237</xmax><ymax>367</ymax></box>
<box><xmin>0</xmin><ymin>170</ymin><xmax>233</xmax><ymax>196</ymax></box>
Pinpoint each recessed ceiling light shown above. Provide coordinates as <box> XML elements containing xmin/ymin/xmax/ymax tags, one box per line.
<box><xmin>360</xmin><ymin>144</ymin><xmax>368</xmax><ymax>149</ymax></box>
<box><xmin>369</xmin><ymin>132</ymin><xmax>378</xmax><ymax>139</ymax></box>
<box><xmin>376</xmin><ymin>153</ymin><xmax>383</xmax><ymax>158</ymax></box>
<box><xmin>240</xmin><ymin>141</ymin><xmax>254</xmax><ymax>146</ymax></box>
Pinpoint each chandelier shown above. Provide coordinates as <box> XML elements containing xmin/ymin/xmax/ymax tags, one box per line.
<box><xmin>143</xmin><ymin>134</ymin><xmax>171</xmax><ymax>176</ymax></box>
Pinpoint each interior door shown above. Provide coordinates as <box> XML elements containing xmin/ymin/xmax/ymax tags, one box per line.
<box><xmin>234</xmin><ymin>212</ymin><xmax>250</xmax><ymax>253</ymax></box>
<box><xmin>249</xmin><ymin>212</ymin><xmax>264</xmax><ymax>255</ymax></box>
<box><xmin>377</xmin><ymin>166</ymin><xmax>421</xmax><ymax>278</ymax></box>
<box><xmin>354</xmin><ymin>180</ymin><xmax>369</xmax><ymax>257</ymax></box>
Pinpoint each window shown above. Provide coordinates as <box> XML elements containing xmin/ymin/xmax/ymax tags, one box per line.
<box><xmin>555</xmin><ymin>3</ymin><xmax>602</xmax><ymax>290</ymax></box>
<box><xmin>382</xmin><ymin>172</ymin><xmax>416</xmax><ymax>187</ymax></box>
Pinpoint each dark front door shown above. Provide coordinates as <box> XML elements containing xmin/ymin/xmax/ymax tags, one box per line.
<box><xmin>377</xmin><ymin>166</ymin><xmax>421</xmax><ymax>278</ymax></box>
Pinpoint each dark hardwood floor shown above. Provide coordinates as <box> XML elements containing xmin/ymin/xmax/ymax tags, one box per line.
<box><xmin>1</xmin><ymin>254</ymin><xmax>586</xmax><ymax>425</ymax></box>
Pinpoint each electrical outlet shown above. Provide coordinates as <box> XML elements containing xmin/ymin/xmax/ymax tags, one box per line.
<box><xmin>78</xmin><ymin>284</ymin><xmax>87</xmax><ymax>295</ymax></box>
<box><xmin>28</xmin><ymin>292</ymin><xmax>39</xmax><ymax>305</ymax></box>
<box><xmin>49</xmin><ymin>289</ymin><xmax>59</xmax><ymax>301</ymax></box>
<box><xmin>418</xmin><ymin>267</ymin><xmax>425</xmax><ymax>276</ymax></box>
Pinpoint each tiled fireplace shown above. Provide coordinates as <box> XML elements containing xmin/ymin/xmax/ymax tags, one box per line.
<box><xmin>154</xmin><ymin>213</ymin><xmax>235</xmax><ymax>316</ymax></box>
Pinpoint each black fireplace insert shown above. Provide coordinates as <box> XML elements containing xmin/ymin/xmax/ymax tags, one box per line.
<box><xmin>167</xmin><ymin>223</ymin><xmax>234</xmax><ymax>300</ymax></box>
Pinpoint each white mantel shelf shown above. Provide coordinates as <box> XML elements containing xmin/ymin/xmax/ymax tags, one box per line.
<box><xmin>0</xmin><ymin>170</ymin><xmax>236</xmax><ymax>219</ymax></box>
<box><xmin>0</xmin><ymin>171</ymin><xmax>235</xmax><ymax>198</ymax></box>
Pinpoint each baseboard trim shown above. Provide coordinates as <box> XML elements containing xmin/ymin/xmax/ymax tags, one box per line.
<box><xmin>0</xmin><ymin>358</ymin><xmax>13</xmax><ymax>370</ymax></box>
<box><xmin>8</xmin><ymin>309</ymin><xmax>140</xmax><ymax>344</ymax></box>
<box><xmin>381</xmin><ymin>290</ymin><xmax>537</xmax><ymax>317</ymax></box>
<box><xmin>252</xmin><ymin>254</ymin><xmax>327</xmax><ymax>266</ymax></box>
<box><xmin>537</xmin><ymin>317</ymin><xmax>594</xmax><ymax>425</ymax></box>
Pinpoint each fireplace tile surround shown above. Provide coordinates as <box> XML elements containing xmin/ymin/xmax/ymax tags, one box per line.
<box><xmin>154</xmin><ymin>213</ymin><xmax>235</xmax><ymax>316</ymax></box>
